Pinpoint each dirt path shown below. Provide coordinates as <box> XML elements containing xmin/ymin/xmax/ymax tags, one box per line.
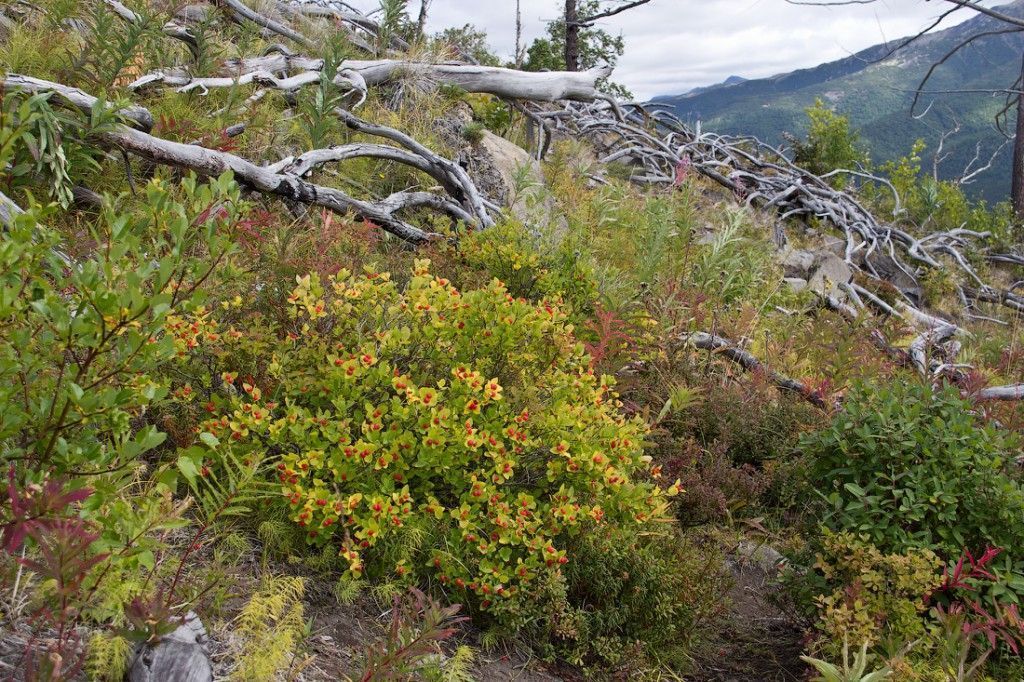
<box><xmin>690</xmin><ymin>545</ymin><xmax>809</xmax><ymax>681</ymax></box>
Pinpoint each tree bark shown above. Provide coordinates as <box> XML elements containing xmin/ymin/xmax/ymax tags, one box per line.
<box><xmin>515</xmin><ymin>0</ymin><xmax>524</xmax><ymax>68</ymax></box>
<box><xmin>564</xmin><ymin>0</ymin><xmax>580</xmax><ymax>71</ymax></box>
<box><xmin>1013</xmin><ymin>51</ymin><xmax>1024</xmax><ymax>219</ymax></box>
<box><xmin>417</xmin><ymin>0</ymin><xmax>430</xmax><ymax>38</ymax></box>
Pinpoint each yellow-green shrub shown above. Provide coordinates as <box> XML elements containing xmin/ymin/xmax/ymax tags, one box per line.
<box><xmin>813</xmin><ymin>531</ymin><xmax>943</xmax><ymax>652</ymax></box>
<box><xmin>174</xmin><ymin>260</ymin><xmax>679</xmax><ymax>628</ymax></box>
<box><xmin>456</xmin><ymin>219</ymin><xmax>599</xmax><ymax>316</ymax></box>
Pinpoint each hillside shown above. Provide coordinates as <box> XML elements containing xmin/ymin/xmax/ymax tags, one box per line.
<box><xmin>1</xmin><ymin>1</ymin><xmax>1024</xmax><ymax>681</ymax></box>
<box><xmin>653</xmin><ymin>1</ymin><xmax>1024</xmax><ymax>204</ymax></box>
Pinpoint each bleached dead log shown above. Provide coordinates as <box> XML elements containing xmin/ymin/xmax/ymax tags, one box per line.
<box><xmin>277</xmin><ymin>0</ymin><xmax>406</xmax><ymax>52</ymax></box>
<box><xmin>675</xmin><ymin>331</ymin><xmax>828</xmax><ymax>408</ymax></box>
<box><xmin>3</xmin><ymin>74</ymin><xmax>153</xmax><ymax>130</ymax></box>
<box><xmin>102</xmin><ymin>125</ymin><xmax>448</xmax><ymax>241</ymax></box>
<box><xmin>908</xmin><ymin>324</ymin><xmax>959</xmax><ymax>377</ymax></box>
<box><xmin>2</xmin><ymin>74</ymin><xmax>474</xmax><ymax>243</ymax></box>
<box><xmin>132</xmin><ymin>67</ymin><xmax>368</xmax><ymax>108</ymax></box>
<box><xmin>101</xmin><ymin>0</ymin><xmax>199</xmax><ymax>56</ymax></box>
<box><xmin>975</xmin><ymin>384</ymin><xmax>1024</xmax><ymax>401</ymax></box>
<box><xmin>133</xmin><ymin>59</ymin><xmax>615</xmax><ymax>103</ymax></box>
<box><xmin>220</xmin><ymin>0</ymin><xmax>313</xmax><ymax>48</ymax></box>
<box><xmin>551</xmin><ymin>99</ymin><xmax>1024</xmax><ymax>321</ymax></box>
<box><xmin>334</xmin><ymin>108</ymin><xmax>494</xmax><ymax>228</ymax></box>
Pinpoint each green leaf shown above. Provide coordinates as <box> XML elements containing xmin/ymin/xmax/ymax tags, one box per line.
<box><xmin>200</xmin><ymin>432</ymin><xmax>220</xmax><ymax>449</ymax></box>
<box><xmin>177</xmin><ymin>453</ymin><xmax>201</xmax><ymax>488</ymax></box>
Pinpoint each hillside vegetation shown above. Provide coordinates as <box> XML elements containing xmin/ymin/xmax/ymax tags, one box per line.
<box><xmin>1</xmin><ymin>1</ymin><xmax>1024</xmax><ymax>681</ymax></box>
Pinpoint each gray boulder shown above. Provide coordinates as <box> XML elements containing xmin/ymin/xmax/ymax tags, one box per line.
<box><xmin>784</xmin><ymin>277</ymin><xmax>808</xmax><ymax>293</ymax></box>
<box><xmin>779</xmin><ymin>248</ymin><xmax>816</xmax><ymax>279</ymax></box>
<box><xmin>129</xmin><ymin>612</ymin><xmax>212</xmax><ymax>682</ymax></box>
<box><xmin>808</xmin><ymin>253</ymin><xmax>853</xmax><ymax>297</ymax></box>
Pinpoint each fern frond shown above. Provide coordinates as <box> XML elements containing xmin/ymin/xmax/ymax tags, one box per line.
<box><xmin>257</xmin><ymin>519</ymin><xmax>295</xmax><ymax>558</ymax></box>
<box><xmin>334</xmin><ymin>574</ymin><xmax>365</xmax><ymax>605</ymax></box>
<box><xmin>371</xmin><ymin>579</ymin><xmax>403</xmax><ymax>605</ymax></box>
<box><xmin>230</xmin><ymin>575</ymin><xmax>307</xmax><ymax>681</ymax></box>
<box><xmin>441</xmin><ymin>645</ymin><xmax>476</xmax><ymax>682</ymax></box>
<box><xmin>85</xmin><ymin>632</ymin><xmax>132</xmax><ymax>681</ymax></box>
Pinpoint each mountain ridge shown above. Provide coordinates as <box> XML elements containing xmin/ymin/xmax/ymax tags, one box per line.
<box><xmin>652</xmin><ymin>1</ymin><xmax>1024</xmax><ymax>203</ymax></box>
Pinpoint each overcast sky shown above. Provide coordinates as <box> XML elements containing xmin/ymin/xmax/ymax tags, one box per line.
<box><xmin>347</xmin><ymin>0</ymin><xmax>1002</xmax><ymax>99</ymax></box>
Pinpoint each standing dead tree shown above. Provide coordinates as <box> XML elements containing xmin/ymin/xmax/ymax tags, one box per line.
<box><xmin>561</xmin><ymin>0</ymin><xmax>655</xmax><ymax>71</ymax></box>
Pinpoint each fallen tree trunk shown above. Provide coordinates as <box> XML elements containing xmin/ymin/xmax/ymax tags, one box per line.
<box><xmin>133</xmin><ymin>60</ymin><xmax>614</xmax><ymax>102</ymax></box>
<box><xmin>220</xmin><ymin>0</ymin><xmax>314</xmax><ymax>48</ymax></box>
<box><xmin>975</xmin><ymin>384</ymin><xmax>1024</xmax><ymax>401</ymax></box>
<box><xmin>2</xmin><ymin>74</ymin><xmax>473</xmax><ymax>243</ymax></box>
<box><xmin>674</xmin><ymin>331</ymin><xmax>829</xmax><ymax>408</ymax></box>
<box><xmin>277</xmin><ymin>0</ymin><xmax>407</xmax><ymax>52</ymax></box>
<box><xmin>4</xmin><ymin>74</ymin><xmax>154</xmax><ymax>130</ymax></box>
<box><xmin>102</xmin><ymin>0</ymin><xmax>199</xmax><ymax>56</ymax></box>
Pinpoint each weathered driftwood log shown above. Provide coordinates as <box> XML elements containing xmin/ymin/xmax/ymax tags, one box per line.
<box><xmin>2</xmin><ymin>74</ymin><xmax>480</xmax><ymax>242</ymax></box>
<box><xmin>132</xmin><ymin>60</ymin><xmax>614</xmax><ymax>103</ymax></box>
<box><xmin>975</xmin><ymin>384</ymin><xmax>1024</xmax><ymax>401</ymax></box>
<box><xmin>674</xmin><ymin>331</ymin><xmax>828</xmax><ymax>408</ymax></box>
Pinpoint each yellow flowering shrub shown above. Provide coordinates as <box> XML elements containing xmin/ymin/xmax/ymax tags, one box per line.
<box><xmin>176</xmin><ymin>259</ymin><xmax>678</xmax><ymax>622</ymax></box>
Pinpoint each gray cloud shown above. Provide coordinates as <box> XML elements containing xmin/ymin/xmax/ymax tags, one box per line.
<box><xmin>347</xmin><ymin>1</ymin><xmax>1000</xmax><ymax>99</ymax></box>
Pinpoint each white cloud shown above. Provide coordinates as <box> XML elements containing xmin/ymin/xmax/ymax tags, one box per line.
<box><xmin>346</xmin><ymin>0</ymin><xmax>1003</xmax><ymax>99</ymax></box>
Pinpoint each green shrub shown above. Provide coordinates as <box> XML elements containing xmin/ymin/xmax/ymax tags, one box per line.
<box><xmin>0</xmin><ymin>173</ymin><xmax>239</xmax><ymax>476</ymax></box>
<box><xmin>538</xmin><ymin>530</ymin><xmax>726</xmax><ymax>672</ymax></box>
<box><xmin>803</xmin><ymin>380</ymin><xmax>1024</xmax><ymax>559</ymax></box>
<box><xmin>681</xmin><ymin>381</ymin><xmax>822</xmax><ymax>469</ymax></box>
<box><xmin>811</xmin><ymin>530</ymin><xmax>943</xmax><ymax>652</ymax></box>
<box><xmin>456</xmin><ymin>219</ymin><xmax>599</xmax><ymax>316</ymax></box>
<box><xmin>793</xmin><ymin>99</ymin><xmax>868</xmax><ymax>185</ymax></box>
<box><xmin>0</xmin><ymin>173</ymin><xmax>246</xmax><ymax>675</ymax></box>
<box><xmin>177</xmin><ymin>260</ymin><xmax>681</xmax><ymax>632</ymax></box>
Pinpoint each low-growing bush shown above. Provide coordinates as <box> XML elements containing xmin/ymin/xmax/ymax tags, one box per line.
<box><xmin>545</xmin><ymin>529</ymin><xmax>726</xmax><ymax>672</ymax></box>
<box><xmin>175</xmin><ymin>260</ymin><xmax>685</xmax><ymax>642</ymax></box>
<box><xmin>454</xmin><ymin>219</ymin><xmax>599</xmax><ymax>316</ymax></box>
<box><xmin>682</xmin><ymin>382</ymin><xmax>821</xmax><ymax>468</ymax></box>
<box><xmin>804</xmin><ymin>380</ymin><xmax>1024</xmax><ymax>560</ymax></box>
<box><xmin>811</xmin><ymin>530</ymin><xmax>943</xmax><ymax>653</ymax></box>
<box><xmin>799</xmin><ymin>380</ymin><xmax>1024</xmax><ymax>669</ymax></box>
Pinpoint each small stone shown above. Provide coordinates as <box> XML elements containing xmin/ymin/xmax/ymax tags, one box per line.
<box><xmin>784</xmin><ymin>277</ymin><xmax>807</xmax><ymax>292</ymax></box>
<box><xmin>129</xmin><ymin>612</ymin><xmax>212</xmax><ymax>682</ymax></box>
<box><xmin>778</xmin><ymin>248</ymin><xmax>815</xmax><ymax>278</ymax></box>
<box><xmin>808</xmin><ymin>253</ymin><xmax>853</xmax><ymax>296</ymax></box>
<box><xmin>736</xmin><ymin>541</ymin><xmax>787</xmax><ymax>574</ymax></box>
<box><xmin>821</xmin><ymin>235</ymin><xmax>846</xmax><ymax>257</ymax></box>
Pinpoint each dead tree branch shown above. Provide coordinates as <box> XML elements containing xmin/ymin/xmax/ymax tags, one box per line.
<box><xmin>132</xmin><ymin>59</ymin><xmax>615</xmax><ymax>103</ymax></box>
<box><xmin>2</xmin><ymin>74</ymin><xmax>488</xmax><ymax>243</ymax></box>
<box><xmin>674</xmin><ymin>331</ymin><xmax>828</xmax><ymax>408</ymax></box>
